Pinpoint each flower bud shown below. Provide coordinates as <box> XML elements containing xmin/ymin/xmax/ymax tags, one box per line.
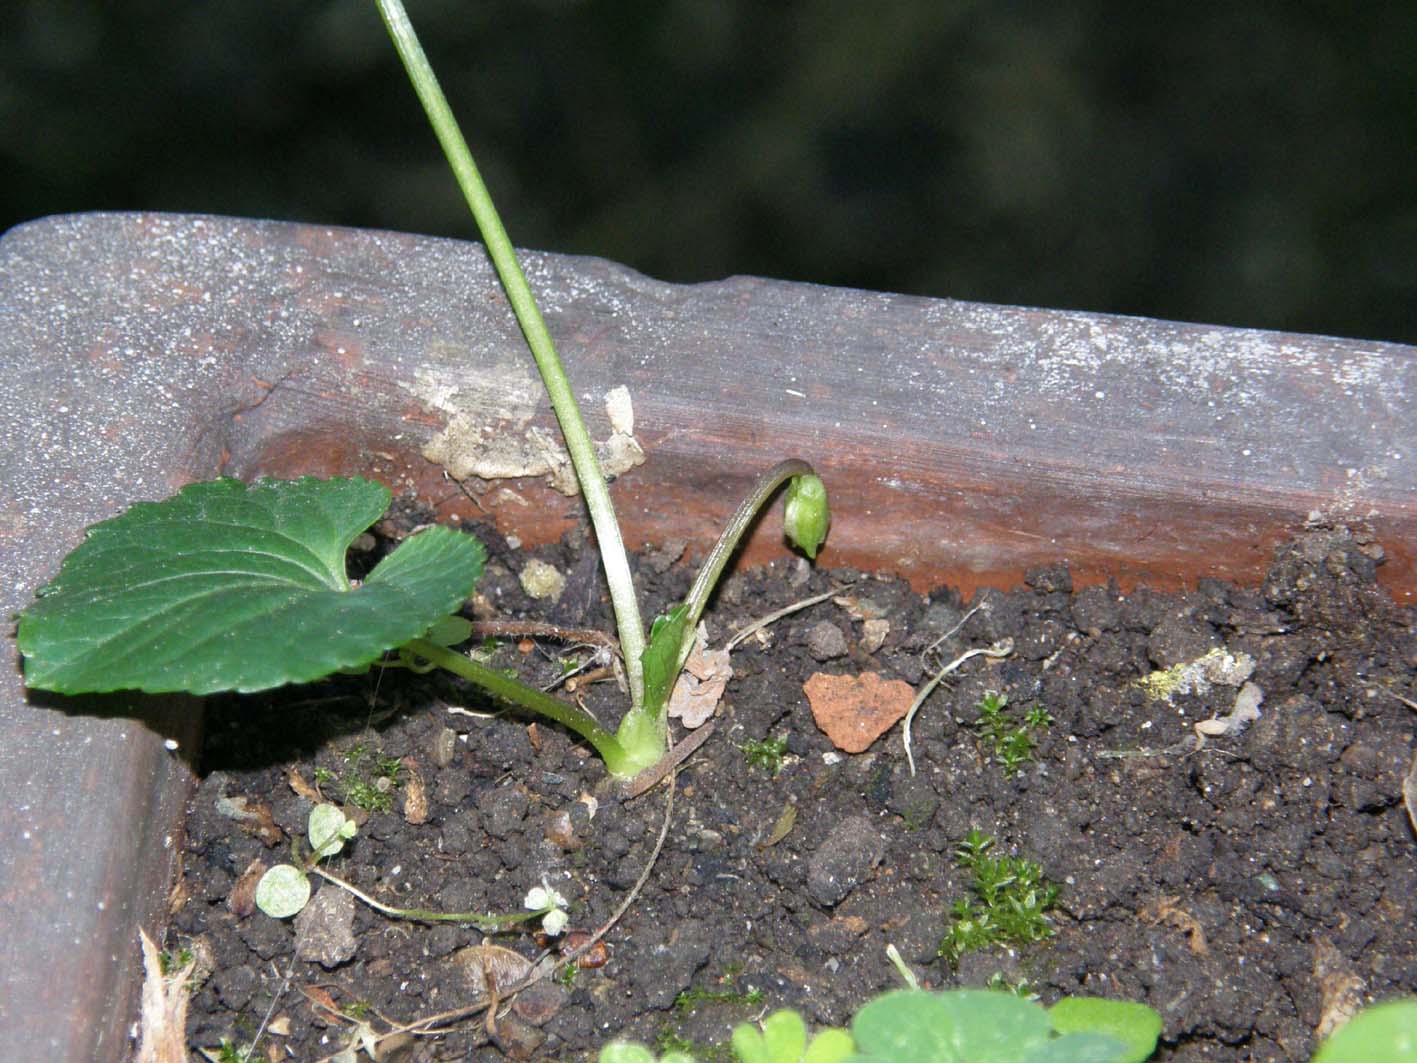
<box><xmin>783</xmin><ymin>474</ymin><xmax>829</xmax><ymax>560</ymax></box>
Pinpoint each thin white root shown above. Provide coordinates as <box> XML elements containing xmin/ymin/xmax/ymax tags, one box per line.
<box><xmin>903</xmin><ymin>638</ymin><xmax>1014</xmax><ymax>776</ymax></box>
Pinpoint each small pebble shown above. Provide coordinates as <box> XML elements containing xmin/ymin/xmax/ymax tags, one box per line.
<box><xmin>805</xmin><ymin>620</ymin><xmax>848</xmax><ymax>661</ymax></box>
<box><xmin>294</xmin><ymin>887</ymin><xmax>357</xmax><ymax>968</ymax></box>
<box><xmin>860</xmin><ymin>618</ymin><xmax>889</xmax><ymax>654</ymax></box>
<box><xmin>431</xmin><ymin>726</ymin><xmax>458</xmax><ymax>768</ymax></box>
<box><xmin>520</xmin><ymin>559</ymin><xmax>566</xmax><ymax>601</ymax></box>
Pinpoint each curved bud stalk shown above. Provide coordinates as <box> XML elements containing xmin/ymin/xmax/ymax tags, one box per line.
<box><xmin>672</xmin><ymin>459</ymin><xmax>827</xmax><ymax>675</ymax></box>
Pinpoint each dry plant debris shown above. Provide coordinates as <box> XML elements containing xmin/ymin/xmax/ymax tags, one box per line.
<box><xmin>136</xmin><ymin>929</ymin><xmax>201</xmax><ymax>1063</ymax></box>
<box><xmin>666</xmin><ymin>624</ymin><xmax>733</xmax><ymax>728</ymax></box>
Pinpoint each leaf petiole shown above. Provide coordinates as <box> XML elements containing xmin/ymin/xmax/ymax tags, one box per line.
<box><xmin>402</xmin><ymin>637</ymin><xmax>634</xmax><ymax>777</ymax></box>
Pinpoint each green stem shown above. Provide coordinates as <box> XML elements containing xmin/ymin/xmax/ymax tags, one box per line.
<box><xmin>674</xmin><ymin>458</ymin><xmax>814</xmax><ymax>669</ymax></box>
<box><xmin>376</xmin><ymin>0</ymin><xmax>647</xmax><ymax>709</ymax></box>
<box><xmin>405</xmin><ymin>637</ymin><xmax>633</xmax><ymax>776</ymax></box>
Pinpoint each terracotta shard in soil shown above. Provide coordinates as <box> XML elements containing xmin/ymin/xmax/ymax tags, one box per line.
<box><xmin>803</xmin><ymin>671</ymin><xmax>915</xmax><ymax>753</ymax></box>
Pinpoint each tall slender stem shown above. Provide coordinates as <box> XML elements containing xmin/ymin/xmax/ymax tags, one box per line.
<box><xmin>376</xmin><ymin>0</ymin><xmax>647</xmax><ymax>709</ymax></box>
<box><xmin>405</xmin><ymin>638</ymin><xmax>632</xmax><ymax>776</ymax></box>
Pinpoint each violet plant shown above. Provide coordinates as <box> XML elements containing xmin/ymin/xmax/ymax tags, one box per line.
<box><xmin>15</xmin><ymin>0</ymin><xmax>827</xmax><ymax>782</ymax></box>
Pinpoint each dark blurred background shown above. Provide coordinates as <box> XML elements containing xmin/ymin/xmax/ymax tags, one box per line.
<box><xmin>5</xmin><ymin>2</ymin><xmax>1415</xmax><ymax>344</ymax></box>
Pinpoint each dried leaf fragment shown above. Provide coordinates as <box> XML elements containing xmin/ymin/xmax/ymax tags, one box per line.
<box><xmin>1194</xmin><ymin>681</ymin><xmax>1265</xmax><ymax>747</ymax></box>
<box><xmin>833</xmin><ymin>595</ymin><xmax>887</xmax><ymax>621</ymax></box>
<box><xmin>605</xmin><ymin>385</ymin><xmax>634</xmax><ymax>435</ymax></box>
<box><xmin>453</xmin><ymin>943</ymin><xmax>534</xmax><ymax>999</ymax></box>
<box><xmin>667</xmin><ymin>624</ymin><xmax>733</xmax><ymax>729</ymax></box>
<box><xmin>137</xmin><ymin>928</ymin><xmax>195</xmax><ymax>1063</ymax></box>
<box><xmin>759</xmin><ymin>802</ymin><xmax>798</xmax><ymax>849</ymax></box>
<box><xmin>860</xmin><ymin>618</ymin><xmax>890</xmax><ymax>654</ymax></box>
<box><xmin>300</xmin><ymin>983</ymin><xmax>343</xmax><ymax>1021</ymax></box>
<box><xmin>1141</xmin><ymin>894</ymin><xmax>1208</xmax><ymax>955</ymax></box>
<box><xmin>228</xmin><ymin>858</ymin><xmax>267</xmax><ymax>918</ymax></box>
<box><xmin>214</xmin><ymin>793</ymin><xmax>283</xmax><ymax>847</ymax></box>
<box><xmin>401</xmin><ymin>761</ymin><xmax>429</xmax><ymax>824</ymax></box>
<box><xmin>1313</xmin><ymin>936</ymin><xmax>1366</xmax><ymax>1042</ymax></box>
<box><xmin>285</xmin><ymin>768</ymin><xmax>322</xmax><ymax>803</ymax></box>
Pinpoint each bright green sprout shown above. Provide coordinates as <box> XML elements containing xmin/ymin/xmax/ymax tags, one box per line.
<box><xmin>740</xmin><ymin>736</ymin><xmax>789</xmax><ymax>775</ymax></box>
<box><xmin>973</xmin><ymin>691</ymin><xmax>1052</xmax><ymax>777</ymax></box>
<box><xmin>938</xmin><ymin>829</ymin><xmax>1060</xmax><ymax>965</ymax></box>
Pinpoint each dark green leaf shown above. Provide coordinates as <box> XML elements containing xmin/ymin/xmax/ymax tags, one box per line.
<box><xmin>18</xmin><ymin>477</ymin><xmax>485</xmax><ymax>694</ymax></box>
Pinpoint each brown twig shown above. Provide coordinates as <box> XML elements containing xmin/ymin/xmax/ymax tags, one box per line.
<box><xmin>468</xmin><ymin>620</ymin><xmax>619</xmax><ymax>655</ymax></box>
<box><xmin>564</xmin><ymin>664</ymin><xmax>616</xmax><ymax>694</ymax></box>
<box><xmin>618</xmin><ymin>721</ymin><xmax>717</xmax><ymax>800</ymax></box>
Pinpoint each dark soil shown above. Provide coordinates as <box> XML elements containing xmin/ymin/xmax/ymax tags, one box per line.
<box><xmin>171</xmin><ymin>515</ymin><xmax>1417</xmax><ymax>1063</ymax></box>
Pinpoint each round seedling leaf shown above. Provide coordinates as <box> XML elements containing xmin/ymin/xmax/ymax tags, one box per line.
<box><xmin>18</xmin><ymin>477</ymin><xmax>486</xmax><ymax>695</ymax></box>
<box><xmin>850</xmin><ymin>989</ymin><xmax>1052</xmax><ymax>1063</ymax></box>
<box><xmin>733</xmin><ymin>1009</ymin><xmax>808</xmax><ymax>1063</ymax></box>
<box><xmin>803</xmin><ymin>1028</ymin><xmax>854</xmax><ymax>1063</ymax></box>
<box><xmin>1312</xmin><ymin>1000</ymin><xmax>1417</xmax><ymax>1063</ymax></box>
<box><xmin>308</xmin><ymin>803</ymin><xmax>355</xmax><ymax>857</ymax></box>
<box><xmin>1022</xmin><ymin>1033</ymin><xmax>1134</xmax><ymax>1063</ymax></box>
<box><xmin>255</xmin><ymin>864</ymin><xmax>312</xmax><ymax>919</ymax></box>
<box><xmin>1048</xmin><ymin>997</ymin><xmax>1162</xmax><ymax>1063</ymax></box>
<box><xmin>424</xmin><ymin>614</ymin><xmax>474</xmax><ymax>648</ymax></box>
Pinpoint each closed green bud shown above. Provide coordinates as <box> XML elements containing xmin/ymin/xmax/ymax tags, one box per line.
<box><xmin>783</xmin><ymin>474</ymin><xmax>829</xmax><ymax>560</ymax></box>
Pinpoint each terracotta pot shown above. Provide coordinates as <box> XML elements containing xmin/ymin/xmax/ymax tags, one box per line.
<box><xmin>1</xmin><ymin>212</ymin><xmax>1412</xmax><ymax>1059</ymax></box>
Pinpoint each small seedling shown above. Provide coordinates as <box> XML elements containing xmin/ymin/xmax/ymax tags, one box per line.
<box><xmin>674</xmin><ymin>982</ymin><xmax>765</xmax><ymax>1014</ymax></box>
<box><xmin>256</xmin><ymin>805</ymin><xmax>566</xmax><ymax>933</ymax></box>
<box><xmin>523</xmin><ymin>879</ymin><xmax>569</xmax><ymax>936</ymax></box>
<box><xmin>731</xmin><ymin>1009</ymin><xmax>853</xmax><ymax>1063</ymax></box>
<box><xmin>984</xmin><ymin>971</ymin><xmax>1040</xmax><ymax>1000</ymax></box>
<box><xmin>255</xmin><ymin>803</ymin><xmax>360</xmax><ymax>919</ymax></box>
<box><xmin>938</xmin><ymin>828</ymin><xmax>1060</xmax><ymax>965</ymax></box>
<box><xmin>1024</xmin><ymin>704</ymin><xmax>1054</xmax><ymax>729</ymax></box>
<box><xmin>972</xmin><ymin>692</ymin><xmax>1052</xmax><ymax>777</ymax></box>
<box><xmin>157</xmin><ymin>947</ymin><xmax>194</xmax><ymax>977</ymax></box>
<box><xmin>884</xmin><ymin>943</ymin><xmax>920</xmax><ymax>990</ymax></box>
<box><xmin>740</xmin><ymin>735</ymin><xmax>789</xmax><ymax>775</ymax></box>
